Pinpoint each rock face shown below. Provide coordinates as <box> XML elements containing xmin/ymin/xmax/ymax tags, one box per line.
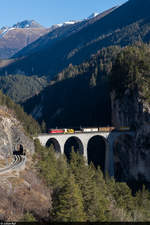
<box><xmin>0</xmin><ymin>106</ymin><xmax>51</xmax><ymax>222</ymax></box>
<box><xmin>111</xmin><ymin>89</ymin><xmax>150</xmax><ymax>183</ymax></box>
<box><xmin>0</xmin><ymin>106</ymin><xmax>34</xmax><ymax>159</ymax></box>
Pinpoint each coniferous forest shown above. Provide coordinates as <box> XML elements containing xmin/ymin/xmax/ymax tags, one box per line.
<box><xmin>30</xmin><ymin>139</ymin><xmax>150</xmax><ymax>222</ymax></box>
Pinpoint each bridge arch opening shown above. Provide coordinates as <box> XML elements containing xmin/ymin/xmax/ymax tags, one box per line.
<box><xmin>113</xmin><ymin>134</ymin><xmax>134</xmax><ymax>182</ymax></box>
<box><xmin>46</xmin><ymin>138</ymin><xmax>61</xmax><ymax>154</ymax></box>
<box><xmin>64</xmin><ymin>137</ymin><xmax>84</xmax><ymax>160</ymax></box>
<box><xmin>87</xmin><ymin>135</ymin><xmax>107</xmax><ymax>173</ymax></box>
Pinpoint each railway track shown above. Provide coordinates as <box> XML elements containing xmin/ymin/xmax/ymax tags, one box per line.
<box><xmin>0</xmin><ymin>155</ymin><xmax>26</xmax><ymax>174</ymax></box>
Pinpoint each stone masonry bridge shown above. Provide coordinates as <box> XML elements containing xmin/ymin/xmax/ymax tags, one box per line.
<box><xmin>36</xmin><ymin>130</ymin><xmax>135</xmax><ymax>177</ymax></box>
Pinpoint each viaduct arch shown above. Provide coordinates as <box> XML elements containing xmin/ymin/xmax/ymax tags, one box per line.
<box><xmin>46</xmin><ymin>138</ymin><xmax>61</xmax><ymax>153</ymax></box>
<box><xmin>87</xmin><ymin>135</ymin><xmax>107</xmax><ymax>173</ymax></box>
<box><xmin>64</xmin><ymin>136</ymin><xmax>84</xmax><ymax>160</ymax></box>
<box><xmin>36</xmin><ymin>131</ymin><xmax>135</xmax><ymax>177</ymax></box>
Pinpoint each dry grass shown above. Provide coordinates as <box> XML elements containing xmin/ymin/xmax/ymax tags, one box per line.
<box><xmin>0</xmin><ymin>168</ymin><xmax>51</xmax><ymax>222</ymax></box>
<box><xmin>0</xmin><ymin>158</ymin><xmax>12</xmax><ymax>168</ymax></box>
<box><xmin>0</xmin><ymin>159</ymin><xmax>7</xmax><ymax>167</ymax></box>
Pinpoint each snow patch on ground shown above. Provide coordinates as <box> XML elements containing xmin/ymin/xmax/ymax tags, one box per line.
<box><xmin>0</xmin><ymin>27</ymin><xmax>16</xmax><ymax>39</ymax></box>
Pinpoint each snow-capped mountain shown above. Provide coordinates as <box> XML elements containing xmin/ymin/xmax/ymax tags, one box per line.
<box><xmin>52</xmin><ymin>12</ymin><xmax>100</xmax><ymax>28</ymax></box>
<box><xmin>0</xmin><ymin>12</ymin><xmax>99</xmax><ymax>38</ymax></box>
<box><xmin>0</xmin><ymin>20</ymin><xmax>49</xmax><ymax>58</ymax></box>
<box><xmin>12</xmin><ymin>20</ymin><xmax>44</xmax><ymax>29</ymax></box>
<box><xmin>0</xmin><ymin>20</ymin><xmax>45</xmax><ymax>39</ymax></box>
<box><xmin>0</xmin><ymin>9</ymin><xmax>111</xmax><ymax>59</ymax></box>
<box><xmin>52</xmin><ymin>20</ymin><xmax>80</xmax><ymax>29</ymax></box>
<box><xmin>87</xmin><ymin>12</ymin><xmax>99</xmax><ymax>20</ymax></box>
<box><xmin>1</xmin><ymin>26</ymin><xmax>9</xmax><ymax>31</ymax></box>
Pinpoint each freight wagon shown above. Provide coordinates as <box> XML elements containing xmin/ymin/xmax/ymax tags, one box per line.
<box><xmin>81</xmin><ymin>128</ymin><xmax>98</xmax><ymax>132</ymax></box>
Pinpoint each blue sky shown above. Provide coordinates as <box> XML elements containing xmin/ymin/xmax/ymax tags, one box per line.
<box><xmin>1</xmin><ymin>0</ymin><xmax>127</xmax><ymax>28</ymax></box>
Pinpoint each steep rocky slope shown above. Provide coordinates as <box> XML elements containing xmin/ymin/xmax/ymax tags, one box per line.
<box><xmin>110</xmin><ymin>45</ymin><xmax>150</xmax><ymax>186</ymax></box>
<box><xmin>0</xmin><ymin>101</ymin><xmax>50</xmax><ymax>221</ymax></box>
<box><xmin>0</xmin><ymin>106</ymin><xmax>34</xmax><ymax>158</ymax></box>
<box><xmin>111</xmin><ymin>89</ymin><xmax>150</xmax><ymax>182</ymax></box>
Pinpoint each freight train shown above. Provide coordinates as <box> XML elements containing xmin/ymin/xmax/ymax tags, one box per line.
<box><xmin>48</xmin><ymin>127</ymin><xmax>130</xmax><ymax>134</ymax></box>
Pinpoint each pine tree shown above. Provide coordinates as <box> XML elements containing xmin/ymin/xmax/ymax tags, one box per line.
<box><xmin>20</xmin><ymin>212</ymin><xmax>36</xmax><ymax>222</ymax></box>
<box><xmin>35</xmin><ymin>140</ymin><xmax>68</xmax><ymax>189</ymax></box>
<box><xmin>69</xmin><ymin>150</ymin><xmax>108</xmax><ymax>221</ymax></box>
<box><xmin>111</xmin><ymin>182</ymin><xmax>134</xmax><ymax>212</ymax></box>
<box><xmin>135</xmin><ymin>185</ymin><xmax>150</xmax><ymax>221</ymax></box>
<box><xmin>52</xmin><ymin>171</ymin><xmax>86</xmax><ymax>222</ymax></box>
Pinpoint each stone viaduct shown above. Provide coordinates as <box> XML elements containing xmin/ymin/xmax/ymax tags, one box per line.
<box><xmin>36</xmin><ymin>131</ymin><xmax>135</xmax><ymax>177</ymax></box>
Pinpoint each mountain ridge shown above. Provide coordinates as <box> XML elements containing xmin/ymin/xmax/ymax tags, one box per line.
<box><xmin>12</xmin><ymin>7</ymin><xmax>117</xmax><ymax>59</ymax></box>
<box><xmin>1</xmin><ymin>0</ymin><xmax>149</xmax><ymax>77</ymax></box>
<box><xmin>12</xmin><ymin>20</ymin><xmax>44</xmax><ymax>29</ymax></box>
<box><xmin>0</xmin><ymin>20</ymin><xmax>49</xmax><ymax>59</ymax></box>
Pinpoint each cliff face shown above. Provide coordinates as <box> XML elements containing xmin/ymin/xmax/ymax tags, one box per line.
<box><xmin>0</xmin><ymin>106</ymin><xmax>34</xmax><ymax>160</ymax></box>
<box><xmin>111</xmin><ymin>89</ymin><xmax>150</xmax><ymax>183</ymax></box>
<box><xmin>0</xmin><ymin>106</ymin><xmax>51</xmax><ymax>221</ymax></box>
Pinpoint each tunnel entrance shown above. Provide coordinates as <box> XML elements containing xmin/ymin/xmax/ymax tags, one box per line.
<box><xmin>46</xmin><ymin>138</ymin><xmax>61</xmax><ymax>154</ymax></box>
<box><xmin>113</xmin><ymin>134</ymin><xmax>134</xmax><ymax>182</ymax></box>
<box><xmin>87</xmin><ymin>135</ymin><xmax>107</xmax><ymax>173</ymax></box>
<box><xmin>64</xmin><ymin>137</ymin><xmax>84</xmax><ymax>160</ymax></box>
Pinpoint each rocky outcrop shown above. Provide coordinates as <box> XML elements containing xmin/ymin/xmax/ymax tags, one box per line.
<box><xmin>111</xmin><ymin>89</ymin><xmax>150</xmax><ymax>183</ymax></box>
<box><xmin>0</xmin><ymin>106</ymin><xmax>34</xmax><ymax>160</ymax></box>
<box><xmin>111</xmin><ymin>89</ymin><xmax>147</xmax><ymax>128</ymax></box>
<box><xmin>0</xmin><ymin>106</ymin><xmax>51</xmax><ymax>221</ymax></box>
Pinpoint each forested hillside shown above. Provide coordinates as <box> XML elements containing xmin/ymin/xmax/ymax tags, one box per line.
<box><xmin>23</xmin><ymin>46</ymin><xmax>121</xmax><ymax>128</ymax></box>
<box><xmin>0</xmin><ymin>74</ymin><xmax>48</xmax><ymax>103</ymax></box>
<box><xmin>23</xmin><ymin>42</ymin><xmax>150</xmax><ymax>130</ymax></box>
<box><xmin>0</xmin><ymin>90</ymin><xmax>40</xmax><ymax>135</ymax></box>
<box><xmin>110</xmin><ymin>44</ymin><xmax>150</xmax><ymax>103</ymax></box>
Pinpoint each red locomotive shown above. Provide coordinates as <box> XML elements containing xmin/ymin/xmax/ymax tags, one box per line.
<box><xmin>48</xmin><ymin>129</ymin><xmax>64</xmax><ymax>134</ymax></box>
